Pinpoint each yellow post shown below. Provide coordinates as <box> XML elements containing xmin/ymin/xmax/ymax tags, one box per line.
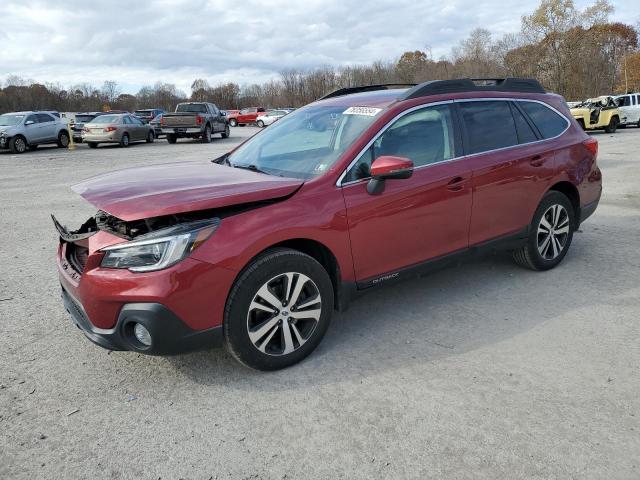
<box><xmin>67</xmin><ymin>115</ymin><xmax>76</xmax><ymax>150</ymax></box>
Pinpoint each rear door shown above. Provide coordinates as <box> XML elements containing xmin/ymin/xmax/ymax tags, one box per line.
<box><xmin>342</xmin><ymin>103</ymin><xmax>473</xmax><ymax>284</ymax></box>
<box><xmin>458</xmin><ymin>99</ymin><xmax>565</xmax><ymax>245</ymax></box>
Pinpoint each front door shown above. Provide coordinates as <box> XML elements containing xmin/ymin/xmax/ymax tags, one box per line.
<box><xmin>341</xmin><ymin>103</ymin><xmax>473</xmax><ymax>284</ymax></box>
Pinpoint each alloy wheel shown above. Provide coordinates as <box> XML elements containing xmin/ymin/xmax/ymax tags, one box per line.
<box><xmin>247</xmin><ymin>272</ymin><xmax>322</xmax><ymax>356</ymax></box>
<box><xmin>15</xmin><ymin>137</ymin><xmax>26</xmax><ymax>153</ymax></box>
<box><xmin>537</xmin><ymin>204</ymin><xmax>570</xmax><ymax>260</ymax></box>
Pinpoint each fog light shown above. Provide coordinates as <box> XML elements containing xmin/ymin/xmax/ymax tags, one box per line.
<box><xmin>133</xmin><ymin>323</ymin><xmax>152</xmax><ymax>346</ymax></box>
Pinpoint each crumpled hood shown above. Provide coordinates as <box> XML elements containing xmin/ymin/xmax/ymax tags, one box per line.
<box><xmin>72</xmin><ymin>161</ymin><xmax>304</xmax><ymax>221</ymax></box>
<box><xmin>0</xmin><ymin>126</ymin><xmax>14</xmax><ymax>134</ymax></box>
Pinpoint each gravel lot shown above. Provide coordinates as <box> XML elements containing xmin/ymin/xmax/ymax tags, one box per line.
<box><xmin>1</xmin><ymin>126</ymin><xmax>639</xmax><ymax>479</ymax></box>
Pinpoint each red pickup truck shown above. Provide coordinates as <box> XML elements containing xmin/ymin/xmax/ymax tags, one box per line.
<box><xmin>227</xmin><ymin>107</ymin><xmax>266</xmax><ymax>126</ymax></box>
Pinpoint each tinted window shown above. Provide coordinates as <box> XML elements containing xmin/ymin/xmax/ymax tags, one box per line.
<box><xmin>37</xmin><ymin>113</ymin><xmax>54</xmax><ymax>123</ymax></box>
<box><xmin>176</xmin><ymin>104</ymin><xmax>207</xmax><ymax>113</ymax></box>
<box><xmin>459</xmin><ymin>101</ymin><xmax>518</xmax><ymax>154</ymax></box>
<box><xmin>345</xmin><ymin>105</ymin><xmax>457</xmax><ymax>182</ymax></box>
<box><xmin>25</xmin><ymin>115</ymin><xmax>37</xmax><ymax>124</ymax></box>
<box><xmin>510</xmin><ymin>103</ymin><xmax>538</xmax><ymax>143</ymax></box>
<box><xmin>519</xmin><ymin>101</ymin><xmax>568</xmax><ymax>139</ymax></box>
<box><xmin>618</xmin><ymin>96</ymin><xmax>630</xmax><ymax>107</ymax></box>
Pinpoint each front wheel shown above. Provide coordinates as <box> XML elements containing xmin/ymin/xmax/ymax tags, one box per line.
<box><xmin>88</xmin><ymin>142</ymin><xmax>98</xmax><ymax>148</ymax></box>
<box><xmin>9</xmin><ymin>135</ymin><xmax>27</xmax><ymax>154</ymax></box>
<box><xmin>224</xmin><ymin>249</ymin><xmax>334</xmax><ymax>370</ymax></box>
<box><xmin>146</xmin><ymin>131</ymin><xmax>154</xmax><ymax>143</ymax></box>
<box><xmin>257</xmin><ymin>120</ymin><xmax>265</xmax><ymax>128</ymax></box>
<box><xmin>221</xmin><ymin>124</ymin><xmax>230</xmax><ymax>138</ymax></box>
<box><xmin>512</xmin><ymin>191</ymin><xmax>575</xmax><ymax>271</ymax></box>
<box><xmin>229</xmin><ymin>119</ymin><xmax>238</xmax><ymax>127</ymax></box>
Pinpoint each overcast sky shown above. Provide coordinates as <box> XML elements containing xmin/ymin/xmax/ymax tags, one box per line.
<box><xmin>1</xmin><ymin>0</ymin><xmax>637</xmax><ymax>94</ymax></box>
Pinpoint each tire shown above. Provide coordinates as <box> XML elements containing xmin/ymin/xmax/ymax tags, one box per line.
<box><xmin>146</xmin><ymin>131</ymin><xmax>154</xmax><ymax>143</ymax></box>
<box><xmin>229</xmin><ymin>119</ymin><xmax>238</xmax><ymax>127</ymax></box>
<box><xmin>257</xmin><ymin>120</ymin><xmax>264</xmax><ymax>128</ymax></box>
<box><xmin>224</xmin><ymin>248</ymin><xmax>334</xmax><ymax>371</ymax></box>
<box><xmin>512</xmin><ymin>191</ymin><xmax>575</xmax><ymax>271</ymax></box>
<box><xmin>637</xmin><ymin>120</ymin><xmax>640</xmax><ymax>128</ymax></box>
<box><xmin>201</xmin><ymin>124</ymin><xmax>212</xmax><ymax>143</ymax></box>
<box><xmin>57</xmin><ymin>130</ymin><xmax>70</xmax><ymax>148</ymax></box>
<box><xmin>604</xmin><ymin>116</ymin><xmax>618</xmax><ymax>133</ymax></box>
<box><xmin>88</xmin><ymin>142</ymin><xmax>98</xmax><ymax>149</ymax></box>
<box><xmin>166</xmin><ymin>134</ymin><xmax>177</xmax><ymax>144</ymax></box>
<box><xmin>9</xmin><ymin>135</ymin><xmax>27</xmax><ymax>154</ymax></box>
<box><xmin>119</xmin><ymin>133</ymin><xmax>130</xmax><ymax>148</ymax></box>
<box><xmin>221</xmin><ymin>124</ymin><xmax>230</xmax><ymax>138</ymax></box>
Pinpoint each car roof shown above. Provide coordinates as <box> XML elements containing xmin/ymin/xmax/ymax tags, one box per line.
<box><xmin>314</xmin><ymin>88</ymin><xmax>409</xmax><ymax>108</ymax></box>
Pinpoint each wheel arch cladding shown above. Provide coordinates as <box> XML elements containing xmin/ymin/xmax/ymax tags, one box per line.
<box><xmin>549</xmin><ymin>181</ymin><xmax>580</xmax><ymax>223</ymax></box>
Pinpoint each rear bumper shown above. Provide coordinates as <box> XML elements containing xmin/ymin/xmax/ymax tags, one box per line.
<box><xmin>62</xmin><ymin>286</ymin><xmax>222</xmax><ymax>355</ymax></box>
<box><xmin>82</xmin><ymin>133</ymin><xmax>119</xmax><ymax>143</ymax></box>
<box><xmin>580</xmin><ymin>192</ymin><xmax>601</xmax><ymax>224</ymax></box>
<box><xmin>161</xmin><ymin>127</ymin><xmax>202</xmax><ymax>134</ymax></box>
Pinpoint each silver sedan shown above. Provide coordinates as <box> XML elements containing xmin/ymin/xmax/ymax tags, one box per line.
<box><xmin>82</xmin><ymin>114</ymin><xmax>155</xmax><ymax>148</ymax></box>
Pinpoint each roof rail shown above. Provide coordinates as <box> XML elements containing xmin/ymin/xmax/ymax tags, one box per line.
<box><xmin>400</xmin><ymin>78</ymin><xmax>546</xmax><ymax>100</ymax></box>
<box><xmin>319</xmin><ymin>84</ymin><xmax>416</xmax><ymax>100</ymax></box>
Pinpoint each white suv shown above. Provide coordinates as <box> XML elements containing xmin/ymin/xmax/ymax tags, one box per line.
<box><xmin>615</xmin><ymin>93</ymin><xmax>640</xmax><ymax>127</ymax></box>
<box><xmin>0</xmin><ymin>111</ymin><xmax>70</xmax><ymax>154</ymax></box>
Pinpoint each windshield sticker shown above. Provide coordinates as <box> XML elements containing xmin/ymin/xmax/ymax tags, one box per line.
<box><xmin>314</xmin><ymin>163</ymin><xmax>328</xmax><ymax>173</ymax></box>
<box><xmin>343</xmin><ymin>106</ymin><xmax>382</xmax><ymax>116</ymax></box>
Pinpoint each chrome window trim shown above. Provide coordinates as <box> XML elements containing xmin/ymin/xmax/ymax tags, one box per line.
<box><xmin>336</xmin><ymin>97</ymin><xmax>571</xmax><ymax>188</ymax></box>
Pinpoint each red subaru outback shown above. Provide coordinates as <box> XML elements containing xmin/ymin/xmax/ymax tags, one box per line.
<box><xmin>55</xmin><ymin>78</ymin><xmax>602</xmax><ymax>370</ymax></box>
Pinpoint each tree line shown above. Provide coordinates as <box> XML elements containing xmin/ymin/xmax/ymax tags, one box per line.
<box><xmin>1</xmin><ymin>0</ymin><xmax>638</xmax><ymax>115</ymax></box>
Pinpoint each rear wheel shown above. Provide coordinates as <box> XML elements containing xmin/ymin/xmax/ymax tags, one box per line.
<box><xmin>9</xmin><ymin>135</ymin><xmax>27</xmax><ymax>154</ymax></box>
<box><xmin>146</xmin><ymin>131</ymin><xmax>154</xmax><ymax>143</ymax></box>
<box><xmin>224</xmin><ymin>249</ymin><xmax>334</xmax><ymax>370</ymax></box>
<box><xmin>221</xmin><ymin>124</ymin><xmax>230</xmax><ymax>138</ymax></box>
<box><xmin>229</xmin><ymin>118</ymin><xmax>238</xmax><ymax>127</ymax></box>
<box><xmin>120</xmin><ymin>133</ymin><xmax>130</xmax><ymax>147</ymax></box>
<box><xmin>88</xmin><ymin>142</ymin><xmax>98</xmax><ymax>148</ymax></box>
<box><xmin>201</xmin><ymin>124</ymin><xmax>212</xmax><ymax>143</ymax></box>
<box><xmin>604</xmin><ymin>116</ymin><xmax>618</xmax><ymax>133</ymax></box>
<box><xmin>513</xmin><ymin>191</ymin><xmax>575</xmax><ymax>271</ymax></box>
<box><xmin>57</xmin><ymin>130</ymin><xmax>70</xmax><ymax>148</ymax></box>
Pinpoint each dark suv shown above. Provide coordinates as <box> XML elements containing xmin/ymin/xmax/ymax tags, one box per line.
<box><xmin>54</xmin><ymin>78</ymin><xmax>602</xmax><ymax>370</ymax></box>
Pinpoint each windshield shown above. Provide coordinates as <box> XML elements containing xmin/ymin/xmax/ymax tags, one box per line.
<box><xmin>176</xmin><ymin>104</ymin><xmax>207</xmax><ymax>113</ymax></box>
<box><xmin>135</xmin><ymin>110</ymin><xmax>153</xmax><ymax>116</ymax></box>
<box><xmin>227</xmin><ymin>105</ymin><xmax>381</xmax><ymax>179</ymax></box>
<box><xmin>89</xmin><ymin>115</ymin><xmax>120</xmax><ymax>124</ymax></box>
<box><xmin>0</xmin><ymin>114</ymin><xmax>25</xmax><ymax>126</ymax></box>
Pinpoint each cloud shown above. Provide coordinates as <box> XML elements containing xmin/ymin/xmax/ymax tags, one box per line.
<box><xmin>1</xmin><ymin>0</ymin><xmax>637</xmax><ymax>93</ymax></box>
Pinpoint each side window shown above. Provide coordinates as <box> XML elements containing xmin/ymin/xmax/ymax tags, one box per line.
<box><xmin>123</xmin><ymin>116</ymin><xmax>132</xmax><ymax>124</ymax></box>
<box><xmin>37</xmin><ymin>113</ymin><xmax>54</xmax><ymax>123</ymax></box>
<box><xmin>344</xmin><ymin>104</ymin><xmax>457</xmax><ymax>182</ymax></box>
<box><xmin>620</xmin><ymin>96</ymin><xmax>631</xmax><ymax>107</ymax></box>
<box><xmin>458</xmin><ymin>101</ymin><xmax>518</xmax><ymax>154</ymax></box>
<box><xmin>519</xmin><ymin>101</ymin><xmax>568</xmax><ymax>139</ymax></box>
<box><xmin>25</xmin><ymin>114</ymin><xmax>37</xmax><ymax>124</ymax></box>
<box><xmin>510</xmin><ymin>103</ymin><xmax>538</xmax><ymax>144</ymax></box>
<box><xmin>132</xmin><ymin>117</ymin><xmax>143</xmax><ymax>125</ymax></box>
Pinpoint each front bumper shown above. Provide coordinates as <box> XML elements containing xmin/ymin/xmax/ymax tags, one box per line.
<box><xmin>62</xmin><ymin>286</ymin><xmax>222</xmax><ymax>354</ymax></box>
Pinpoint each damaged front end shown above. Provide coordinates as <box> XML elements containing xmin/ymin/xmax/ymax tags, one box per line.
<box><xmin>53</xmin><ymin>210</ymin><xmax>221</xmax><ymax>274</ymax></box>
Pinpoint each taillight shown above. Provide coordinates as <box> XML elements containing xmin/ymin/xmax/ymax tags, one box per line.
<box><xmin>583</xmin><ymin>137</ymin><xmax>598</xmax><ymax>158</ymax></box>
<box><xmin>104</xmin><ymin>126</ymin><xmax>117</xmax><ymax>132</ymax></box>
<box><xmin>196</xmin><ymin>115</ymin><xmax>203</xmax><ymax>125</ymax></box>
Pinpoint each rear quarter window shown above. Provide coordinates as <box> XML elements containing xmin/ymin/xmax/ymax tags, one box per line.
<box><xmin>519</xmin><ymin>101</ymin><xmax>568</xmax><ymax>139</ymax></box>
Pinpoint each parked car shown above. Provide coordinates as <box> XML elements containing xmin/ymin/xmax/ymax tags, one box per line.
<box><xmin>227</xmin><ymin>107</ymin><xmax>266</xmax><ymax>126</ymax></box>
<box><xmin>0</xmin><ymin>111</ymin><xmax>70</xmax><ymax>153</ymax></box>
<box><xmin>222</xmin><ymin>109</ymin><xmax>240</xmax><ymax>117</ymax></box>
<box><xmin>134</xmin><ymin>108</ymin><xmax>165</xmax><ymax>124</ymax></box>
<box><xmin>614</xmin><ymin>93</ymin><xmax>640</xmax><ymax>127</ymax></box>
<box><xmin>54</xmin><ymin>78</ymin><xmax>601</xmax><ymax>371</ymax></box>
<box><xmin>149</xmin><ymin>114</ymin><xmax>164</xmax><ymax>137</ymax></box>
<box><xmin>161</xmin><ymin>102</ymin><xmax>229</xmax><ymax>143</ymax></box>
<box><xmin>256</xmin><ymin>109</ymin><xmax>288</xmax><ymax>127</ymax></box>
<box><xmin>570</xmin><ymin>96</ymin><xmax>623</xmax><ymax>132</ymax></box>
<box><xmin>81</xmin><ymin>113</ymin><xmax>155</xmax><ymax>148</ymax></box>
<box><xmin>70</xmin><ymin>112</ymin><xmax>104</xmax><ymax>143</ymax></box>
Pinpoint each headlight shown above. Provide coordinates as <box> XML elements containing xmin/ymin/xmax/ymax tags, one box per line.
<box><xmin>100</xmin><ymin>218</ymin><xmax>219</xmax><ymax>272</ymax></box>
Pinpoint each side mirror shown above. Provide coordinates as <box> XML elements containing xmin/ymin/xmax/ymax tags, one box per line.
<box><xmin>367</xmin><ymin>155</ymin><xmax>413</xmax><ymax>195</ymax></box>
<box><xmin>220</xmin><ymin>111</ymin><xmax>226</xmax><ymax>116</ymax></box>
<box><xmin>25</xmin><ymin>120</ymin><xmax>35</xmax><ymax>126</ymax></box>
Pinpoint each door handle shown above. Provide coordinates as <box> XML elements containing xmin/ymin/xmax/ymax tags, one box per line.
<box><xmin>446</xmin><ymin>176</ymin><xmax>465</xmax><ymax>191</ymax></box>
<box><xmin>530</xmin><ymin>155</ymin><xmax>547</xmax><ymax>167</ymax></box>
